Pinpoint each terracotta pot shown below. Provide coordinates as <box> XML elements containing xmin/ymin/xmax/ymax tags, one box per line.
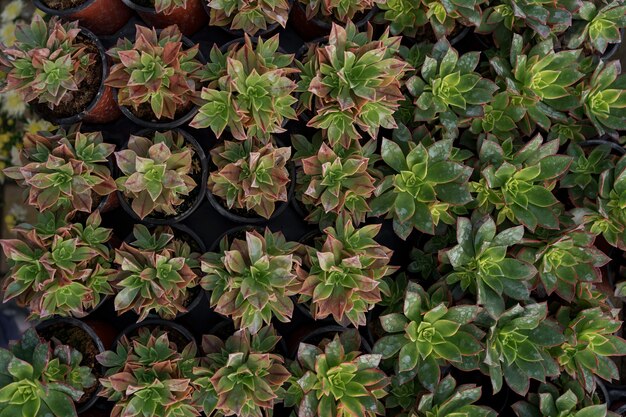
<box><xmin>121</xmin><ymin>0</ymin><xmax>208</xmax><ymax>35</ymax></box>
<box><xmin>32</xmin><ymin>0</ymin><xmax>133</xmax><ymax>35</ymax></box>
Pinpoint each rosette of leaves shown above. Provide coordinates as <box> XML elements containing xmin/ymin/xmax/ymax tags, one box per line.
<box><xmin>298</xmin><ymin>216</ymin><xmax>395</xmax><ymax>327</ymax></box>
<box><xmin>411</xmin><ymin>375</ymin><xmax>496</xmax><ymax>417</ymax></box>
<box><xmin>483</xmin><ymin>303</ymin><xmax>565</xmax><ymax>396</ymax></box>
<box><xmin>554</xmin><ymin>307</ymin><xmax>626</xmax><ymax>392</ymax></box>
<box><xmin>113</xmin><ymin>224</ymin><xmax>200</xmax><ymax>321</ymax></box>
<box><xmin>377</xmin><ymin>0</ymin><xmax>483</xmax><ymax>38</ymax></box>
<box><xmin>201</xmin><ymin>228</ymin><xmax>300</xmax><ymax>333</ymax></box>
<box><xmin>470</xmin><ymin>91</ymin><xmax>525</xmax><ymax>140</ymax></box>
<box><xmin>0</xmin><ymin>328</ymin><xmax>96</xmax><ymax>417</ymax></box>
<box><xmin>106</xmin><ymin>24</ymin><xmax>203</xmax><ymax>120</ymax></box>
<box><xmin>406</xmin><ymin>39</ymin><xmax>497</xmax><ymax>140</ymax></box>
<box><xmin>0</xmin><ymin>16</ymin><xmax>96</xmax><ymax>109</ymax></box>
<box><xmin>513</xmin><ymin>381</ymin><xmax>609</xmax><ymax>417</ymax></box>
<box><xmin>518</xmin><ymin>230</ymin><xmax>610</xmax><ymax>301</ymax></box>
<box><xmin>578</xmin><ymin>60</ymin><xmax>626</xmax><ymax>138</ymax></box>
<box><xmin>192</xmin><ymin>326</ymin><xmax>290</xmax><ymax>417</ymax></box>
<box><xmin>208</xmin><ymin>139</ymin><xmax>291</xmax><ymax>219</ymax></box>
<box><xmin>115</xmin><ymin>130</ymin><xmax>197</xmax><ymax>220</ymax></box>
<box><xmin>472</xmin><ymin>135</ymin><xmax>572</xmax><ymax>231</ymax></box>
<box><xmin>298</xmin><ymin>0</ymin><xmax>380</xmax><ymax>23</ymax></box>
<box><xmin>546</xmin><ymin>118</ymin><xmax>597</xmax><ymax>144</ymax></box>
<box><xmin>285</xmin><ymin>329</ymin><xmax>388</xmax><ymax>417</ymax></box>
<box><xmin>370</xmin><ymin>138</ymin><xmax>473</xmax><ymax>240</ymax></box>
<box><xmin>373</xmin><ymin>281</ymin><xmax>483</xmax><ymax>391</ymax></box>
<box><xmin>297</xmin><ymin>22</ymin><xmax>408</xmax><ymax>148</ymax></box>
<box><xmin>561</xmin><ymin>143</ymin><xmax>614</xmax><ymax>206</ymax></box>
<box><xmin>489</xmin><ymin>35</ymin><xmax>584</xmax><ymax>136</ymax></box>
<box><xmin>292</xmin><ymin>133</ymin><xmax>378</xmax><ymax>227</ymax></box>
<box><xmin>207</xmin><ymin>0</ymin><xmax>290</xmax><ymax>35</ymax></box>
<box><xmin>565</xmin><ymin>1</ymin><xmax>626</xmax><ymax>55</ymax></box>
<box><xmin>190</xmin><ymin>35</ymin><xmax>298</xmax><ymax>141</ymax></box>
<box><xmin>4</xmin><ymin>127</ymin><xmax>116</xmax><ymax>214</ymax></box>
<box><xmin>98</xmin><ymin>327</ymin><xmax>199</xmax><ymax>417</ymax></box>
<box><xmin>441</xmin><ymin>216</ymin><xmax>537</xmax><ymax>317</ymax></box>
<box><xmin>0</xmin><ymin>211</ymin><xmax>115</xmax><ymax>319</ymax></box>
<box><xmin>572</xmin><ymin>153</ymin><xmax>626</xmax><ymax>249</ymax></box>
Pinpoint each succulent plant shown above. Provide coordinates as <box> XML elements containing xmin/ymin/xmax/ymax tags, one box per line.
<box><xmin>489</xmin><ymin>35</ymin><xmax>584</xmax><ymax>136</ymax></box>
<box><xmin>190</xmin><ymin>35</ymin><xmax>298</xmax><ymax>142</ymax></box>
<box><xmin>4</xmin><ymin>127</ymin><xmax>116</xmax><ymax>214</ymax></box>
<box><xmin>565</xmin><ymin>1</ymin><xmax>626</xmax><ymax>55</ymax></box>
<box><xmin>513</xmin><ymin>382</ymin><xmax>609</xmax><ymax>417</ymax></box>
<box><xmin>370</xmin><ymin>138</ymin><xmax>473</xmax><ymax>240</ymax></box>
<box><xmin>561</xmin><ymin>143</ymin><xmax>615</xmax><ymax>206</ymax></box>
<box><xmin>98</xmin><ymin>327</ymin><xmax>199</xmax><ymax>417</ymax></box>
<box><xmin>285</xmin><ymin>329</ymin><xmax>388</xmax><ymax>417</ymax></box>
<box><xmin>154</xmin><ymin>0</ymin><xmax>190</xmax><ymax>14</ymax></box>
<box><xmin>293</xmin><ymin>133</ymin><xmax>378</xmax><ymax>227</ymax></box>
<box><xmin>0</xmin><ymin>211</ymin><xmax>115</xmax><ymax>319</ymax></box>
<box><xmin>106</xmin><ymin>25</ymin><xmax>203</xmax><ymax>120</ymax></box>
<box><xmin>470</xmin><ymin>91</ymin><xmax>525</xmax><ymax>140</ymax></box>
<box><xmin>411</xmin><ymin>375</ymin><xmax>497</xmax><ymax>417</ymax></box>
<box><xmin>473</xmin><ymin>135</ymin><xmax>572</xmax><ymax>231</ymax></box>
<box><xmin>440</xmin><ymin>216</ymin><xmax>537</xmax><ymax>318</ymax></box>
<box><xmin>297</xmin><ymin>22</ymin><xmax>408</xmax><ymax>148</ymax></box>
<box><xmin>554</xmin><ymin>307</ymin><xmax>626</xmax><ymax>392</ymax></box>
<box><xmin>518</xmin><ymin>230</ymin><xmax>610</xmax><ymax>302</ymax></box>
<box><xmin>113</xmin><ymin>224</ymin><xmax>201</xmax><ymax>321</ymax></box>
<box><xmin>206</xmin><ymin>0</ymin><xmax>290</xmax><ymax>35</ymax></box>
<box><xmin>374</xmin><ymin>281</ymin><xmax>483</xmax><ymax>391</ymax></box>
<box><xmin>201</xmin><ymin>228</ymin><xmax>301</xmax><ymax>334</ymax></box>
<box><xmin>298</xmin><ymin>0</ymin><xmax>380</xmax><ymax>23</ymax></box>
<box><xmin>208</xmin><ymin>139</ymin><xmax>291</xmax><ymax>219</ymax></box>
<box><xmin>579</xmin><ymin>60</ymin><xmax>626</xmax><ymax>138</ymax></box>
<box><xmin>193</xmin><ymin>326</ymin><xmax>289</xmax><ymax>417</ymax></box>
<box><xmin>483</xmin><ymin>303</ymin><xmax>565</xmax><ymax>396</ymax></box>
<box><xmin>0</xmin><ymin>16</ymin><xmax>96</xmax><ymax>109</ymax></box>
<box><xmin>0</xmin><ymin>328</ymin><xmax>96</xmax><ymax>417</ymax></box>
<box><xmin>115</xmin><ymin>130</ymin><xmax>198</xmax><ymax>220</ymax></box>
<box><xmin>298</xmin><ymin>216</ymin><xmax>396</xmax><ymax>327</ymax></box>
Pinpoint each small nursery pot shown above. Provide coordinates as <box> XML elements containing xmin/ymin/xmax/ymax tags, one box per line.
<box><xmin>35</xmin><ymin>27</ymin><xmax>121</xmax><ymax>126</ymax></box>
<box><xmin>201</xmin><ymin>0</ymin><xmax>291</xmax><ymax>38</ymax></box>
<box><xmin>36</xmin><ymin>317</ymin><xmax>106</xmax><ymax>414</ymax></box>
<box><xmin>113</xmin><ymin>319</ymin><xmax>196</xmax><ymax>350</ymax></box>
<box><xmin>32</xmin><ymin>0</ymin><xmax>133</xmax><ymax>35</ymax></box>
<box><xmin>289</xmin><ymin>2</ymin><xmax>378</xmax><ymax>41</ymax></box>
<box><xmin>116</xmin><ymin>129</ymin><xmax>208</xmax><ymax>225</ymax></box>
<box><xmin>114</xmin><ymin>35</ymin><xmax>205</xmax><ymax>129</ymax></box>
<box><xmin>121</xmin><ymin>0</ymin><xmax>207</xmax><ymax>35</ymax></box>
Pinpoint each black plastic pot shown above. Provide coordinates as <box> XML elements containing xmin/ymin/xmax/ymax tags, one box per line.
<box><xmin>36</xmin><ymin>317</ymin><xmax>105</xmax><ymax>414</ymax></box>
<box><xmin>35</xmin><ymin>27</ymin><xmax>121</xmax><ymax>126</ymax></box>
<box><xmin>113</xmin><ymin>319</ymin><xmax>196</xmax><ymax>349</ymax></box>
<box><xmin>114</xmin><ymin>35</ymin><xmax>206</xmax><ymax>129</ymax></box>
<box><xmin>202</xmin><ymin>0</ymin><xmax>291</xmax><ymax>38</ymax></box>
<box><xmin>601</xmin><ymin>28</ymin><xmax>625</xmax><ymax>61</ymax></box>
<box><xmin>116</xmin><ymin>129</ymin><xmax>208</xmax><ymax>225</ymax></box>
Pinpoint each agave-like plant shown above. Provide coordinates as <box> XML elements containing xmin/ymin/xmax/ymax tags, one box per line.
<box><xmin>190</xmin><ymin>35</ymin><xmax>298</xmax><ymax>142</ymax></box>
<box><xmin>407</xmin><ymin>39</ymin><xmax>497</xmax><ymax>140</ymax></box>
<box><xmin>4</xmin><ymin>127</ymin><xmax>116</xmax><ymax>214</ymax></box>
<box><xmin>371</xmin><ymin>138</ymin><xmax>473</xmax><ymax>240</ymax></box>
<box><xmin>0</xmin><ymin>16</ymin><xmax>97</xmax><ymax>110</ymax></box>
<box><xmin>298</xmin><ymin>215</ymin><xmax>396</xmax><ymax>327</ymax></box>
<box><xmin>411</xmin><ymin>375</ymin><xmax>496</xmax><ymax>417</ymax></box>
<box><xmin>208</xmin><ymin>140</ymin><xmax>291</xmax><ymax>219</ymax></box>
<box><xmin>106</xmin><ymin>24</ymin><xmax>203</xmax><ymax>120</ymax></box>
<box><xmin>98</xmin><ymin>327</ymin><xmax>199</xmax><ymax>417</ymax></box>
<box><xmin>293</xmin><ymin>133</ymin><xmax>378</xmax><ymax>227</ymax></box>
<box><xmin>113</xmin><ymin>224</ymin><xmax>201</xmax><ymax>321</ymax></box>
<box><xmin>483</xmin><ymin>303</ymin><xmax>565</xmax><ymax>396</ymax></box>
<box><xmin>115</xmin><ymin>130</ymin><xmax>198</xmax><ymax>220</ymax></box>
<box><xmin>565</xmin><ymin>1</ymin><xmax>626</xmax><ymax>55</ymax></box>
<box><xmin>0</xmin><ymin>211</ymin><xmax>115</xmax><ymax>320</ymax></box>
<box><xmin>0</xmin><ymin>328</ymin><xmax>97</xmax><ymax>417</ymax></box>
<box><xmin>207</xmin><ymin>0</ymin><xmax>290</xmax><ymax>35</ymax></box>
<box><xmin>201</xmin><ymin>228</ymin><xmax>301</xmax><ymax>333</ymax></box>
<box><xmin>554</xmin><ymin>307</ymin><xmax>626</xmax><ymax>392</ymax></box>
<box><xmin>374</xmin><ymin>281</ymin><xmax>483</xmax><ymax>391</ymax></box>
<box><xmin>297</xmin><ymin>22</ymin><xmax>408</xmax><ymax>148</ymax></box>
<box><xmin>285</xmin><ymin>329</ymin><xmax>389</xmax><ymax>417</ymax></box>
<box><xmin>298</xmin><ymin>0</ymin><xmax>380</xmax><ymax>23</ymax></box>
<box><xmin>440</xmin><ymin>216</ymin><xmax>537</xmax><ymax>318</ymax></box>
<box><xmin>192</xmin><ymin>326</ymin><xmax>290</xmax><ymax>417</ymax></box>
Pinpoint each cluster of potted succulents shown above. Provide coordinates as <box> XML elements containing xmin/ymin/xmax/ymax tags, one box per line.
<box><xmin>0</xmin><ymin>0</ymin><xmax>626</xmax><ymax>416</ymax></box>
